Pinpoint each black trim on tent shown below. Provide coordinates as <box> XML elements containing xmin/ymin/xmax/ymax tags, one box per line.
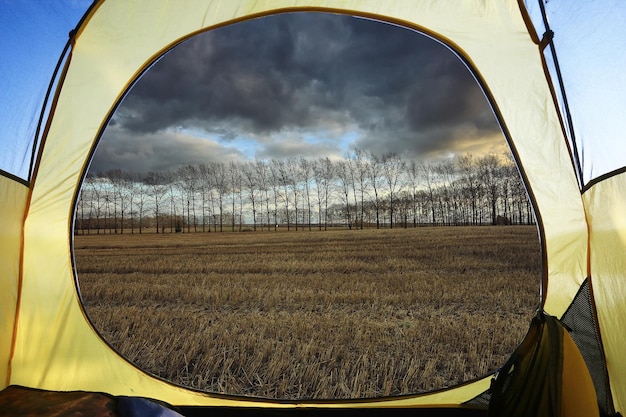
<box><xmin>26</xmin><ymin>0</ymin><xmax>101</xmax><ymax>185</ymax></box>
<box><xmin>536</xmin><ymin>0</ymin><xmax>584</xmax><ymax>191</ymax></box>
<box><xmin>27</xmin><ymin>40</ymin><xmax>72</xmax><ymax>185</ymax></box>
<box><xmin>561</xmin><ymin>278</ymin><xmax>615</xmax><ymax>416</ymax></box>
<box><xmin>517</xmin><ymin>2</ymin><xmax>581</xmax><ymax>204</ymax></box>
<box><xmin>582</xmin><ymin>165</ymin><xmax>626</xmax><ymax>194</ymax></box>
<box><xmin>0</xmin><ymin>169</ymin><xmax>30</xmax><ymax>188</ymax></box>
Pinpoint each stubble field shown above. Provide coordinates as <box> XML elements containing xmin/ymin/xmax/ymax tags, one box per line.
<box><xmin>75</xmin><ymin>226</ymin><xmax>541</xmax><ymax>400</ymax></box>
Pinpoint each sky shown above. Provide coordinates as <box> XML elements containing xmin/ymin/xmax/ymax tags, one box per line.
<box><xmin>0</xmin><ymin>0</ymin><xmax>92</xmax><ymax>180</ymax></box>
<box><xmin>90</xmin><ymin>12</ymin><xmax>506</xmax><ymax>175</ymax></box>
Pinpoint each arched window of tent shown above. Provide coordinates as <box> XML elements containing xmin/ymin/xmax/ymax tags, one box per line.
<box><xmin>74</xmin><ymin>11</ymin><xmax>541</xmax><ymax>400</ymax></box>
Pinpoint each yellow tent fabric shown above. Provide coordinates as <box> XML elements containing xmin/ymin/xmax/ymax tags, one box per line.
<box><xmin>561</xmin><ymin>322</ymin><xmax>600</xmax><ymax>417</ymax></box>
<box><xmin>585</xmin><ymin>173</ymin><xmax>626</xmax><ymax>411</ymax></box>
<box><xmin>0</xmin><ymin>0</ymin><xmax>622</xmax><ymax>414</ymax></box>
<box><xmin>0</xmin><ymin>177</ymin><xmax>28</xmax><ymax>387</ymax></box>
<box><xmin>488</xmin><ymin>313</ymin><xmax>599</xmax><ymax>417</ymax></box>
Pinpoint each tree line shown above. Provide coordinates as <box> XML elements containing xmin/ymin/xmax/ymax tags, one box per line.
<box><xmin>75</xmin><ymin>150</ymin><xmax>534</xmax><ymax>234</ymax></box>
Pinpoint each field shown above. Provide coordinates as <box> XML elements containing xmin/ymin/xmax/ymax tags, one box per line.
<box><xmin>75</xmin><ymin>226</ymin><xmax>541</xmax><ymax>400</ymax></box>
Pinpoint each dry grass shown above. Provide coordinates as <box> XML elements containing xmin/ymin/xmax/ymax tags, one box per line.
<box><xmin>75</xmin><ymin>226</ymin><xmax>541</xmax><ymax>400</ymax></box>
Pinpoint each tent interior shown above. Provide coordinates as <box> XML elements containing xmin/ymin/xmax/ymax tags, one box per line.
<box><xmin>1</xmin><ymin>1</ymin><xmax>625</xmax><ymax>416</ymax></box>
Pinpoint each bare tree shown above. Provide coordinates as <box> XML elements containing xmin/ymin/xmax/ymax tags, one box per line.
<box><xmin>397</xmin><ymin>190</ymin><xmax>412</xmax><ymax>228</ymax></box>
<box><xmin>88</xmin><ymin>175</ymin><xmax>107</xmax><ymax>234</ymax></box>
<box><xmin>345</xmin><ymin>154</ymin><xmax>359</xmax><ymax>228</ymax></box>
<box><xmin>405</xmin><ymin>161</ymin><xmax>420</xmax><ymax>227</ymax></box>
<box><xmin>269</xmin><ymin>160</ymin><xmax>282</xmax><ymax>230</ymax></box>
<box><xmin>79</xmin><ymin>175</ymin><xmax>100</xmax><ymax>234</ymax></box>
<box><xmin>226</xmin><ymin>162</ymin><xmax>240</xmax><ymax>232</ymax></box>
<box><xmin>104</xmin><ymin>169</ymin><xmax>129</xmax><ymax>234</ymax></box>
<box><xmin>198</xmin><ymin>163</ymin><xmax>213</xmax><ymax>232</ymax></box>
<box><xmin>335</xmin><ymin>159</ymin><xmax>353</xmax><ymax>229</ymax></box>
<box><xmin>125</xmin><ymin>172</ymin><xmax>140</xmax><ymax>234</ymax></box>
<box><xmin>144</xmin><ymin>172</ymin><xmax>168</xmax><ymax>233</ymax></box>
<box><xmin>457</xmin><ymin>154</ymin><xmax>482</xmax><ymax>225</ymax></box>
<box><xmin>503</xmin><ymin>155</ymin><xmax>531</xmax><ymax>224</ymax></box>
<box><xmin>162</xmin><ymin>171</ymin><xmax>178</xmax><ymax>233</ymax></box>
<box><xmin>178</xmin><ymin>165</ymin><xmax>200</xmax><ymax>232</ymax></box>
<box><xmin>99</xmin><ymin>177</ymin><xmax>114</xmax><ymax>233</ymax></box>
<box><xmin>381</xmin><ymin>153</ymin><xmax>405</xmax><ymax>229</ymax></box>
<box><xmin>366</xmin><ymin>153</ymin><xmax>383</xmax><ymax>229</ymax></box>
<box><xmin>351</xmin><ymin>149</ymin><xmax>370</xmax><ymax>229</ymax></box>
<box><xmin>75</xmin><ymin>187</ymin><xmax>87</xmax><ymax>235</ymax></box>
<box><xmin>134</xmin><ymin>176</ymin><xmax>148</xmax><ymax>233</ymax></box>
<box><xmin>242</xmin><ymin>162</ymin><xmax>259</xmax><ymax>231</ymax></box>
<box><xmin>419</xmin><ymin>163</ymin><xmax>438</xmax><ymax>225</ymax></box>
<box><xmin>211</xmin><ymin>161</ymin><xmax>228</xmax><ymax>232</ymax></box>
<box><xmin>284</xmin><ymin>158</ymin><xmax>300</xmax><ymax>231</ymax></box>
<box><xmin>204</xmin><ymin>163</ymin><xmax>220</xmax><ymax>232</ymax></box>
<box><xmin>254</xmin><ymin>160</ymin><xmax>271</xmax><ymax>231</ymax></box>
<box><xmin>299</xmin><ymin>157</ymin><xmax>314</xmax><ymax>231</ymax></box>
<box><xmin>272</xmin><ymin>159</ymin><xmax>292</xmax><ymax>230</ymax></box>
<box><xmin>478</xmin><ymin>154</ymin><xmax>501</xmax><ymax>225</ymax></box>
<box><xmin>436</xmin><ymin>160</ymin><xmax>461</xmax><ymax>226</ymax></box>
<box><xmin>313</xmin><ymin>157</ymin><xmax>334</xmax><ymax>230</ymax></box>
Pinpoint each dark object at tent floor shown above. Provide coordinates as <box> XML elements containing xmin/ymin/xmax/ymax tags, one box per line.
<box><xmin>178</xmin><ymin>406</ymin><xmax>487</xmax><ymax>417</ymax></box>
<box><xmin>0</xmin><ymin>385</ymin><xmax>487</xmax><ymax>417</ymax></box>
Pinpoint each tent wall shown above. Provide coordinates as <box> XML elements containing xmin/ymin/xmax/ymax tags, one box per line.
<box><xmin>585</xmin><ymin>171</ymin><xmax>626</xmax><ymax>412</ymax></box>
<box><xmin>0</xmin><ymin>176</ymin><xmax>28</xmax><ymax>389</ymax></box>
<box><xmin>7</xmin><ymin>0</ymin><xmax>593</xmax><ymax>409</ymax></box>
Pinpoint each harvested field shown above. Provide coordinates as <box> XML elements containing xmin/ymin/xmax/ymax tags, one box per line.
<box><xmin>75</xmin><ymin>225</ymin><xmax>541</xmax><ymax>400</ymax></box>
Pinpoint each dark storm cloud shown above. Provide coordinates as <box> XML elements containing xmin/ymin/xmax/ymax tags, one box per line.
<box><xmin>96</xmin><ymin>12</ymin><xmax>502</xmax><ymax>172</ymax></box>
<box><xmin>90</xmin><ymin>126</ymin><xmax>245</xmax><ymax>174</ymax></box>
